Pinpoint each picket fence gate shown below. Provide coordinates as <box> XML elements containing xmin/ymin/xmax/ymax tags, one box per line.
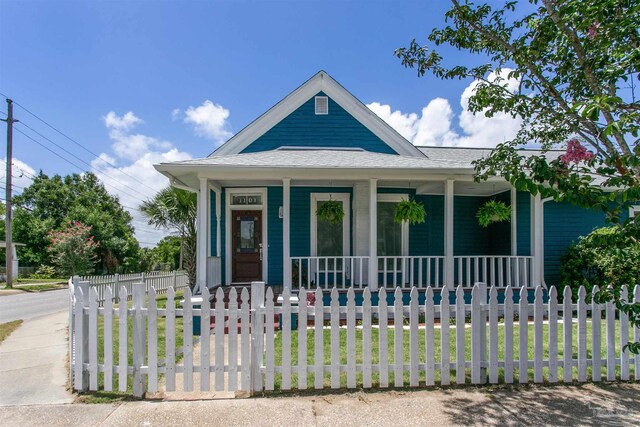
<box><xmin>69</xmin><ymin>281</ymin><xmax>640</xmax><ymax>397</ymax></box>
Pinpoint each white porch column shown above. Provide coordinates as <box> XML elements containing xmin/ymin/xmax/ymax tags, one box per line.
<box><xmin>368</xmin><ymin>178</ymin><xmax>378</xmax><ymax>290</ymax></box>
<box><xmin>531</xmin><ymin>194</ymin><xmax>543</xmax><ymax>287</ymax></box>
<box><xmin>282</xmin><ymin>178</ymin><xmax>291</xmax><ymax>289</ymax></box>
<box><xmin>196</xmin><ymin>176</ymin><xmax>208</xmax><ymax>293</ymax></box>
<box><xmin>444</xmin><ymin>179</ymin><xmax>455</xmax><ymax>288</ymax></box>
<box><xmin>511</xmin><ymin>187</ymin><xmax>518</xmax><ymax>256</ymax></box>
<box><xmin>214</xmin><ymin>188</ymin><xmax>221</xmax><ymax>257</ymax></box>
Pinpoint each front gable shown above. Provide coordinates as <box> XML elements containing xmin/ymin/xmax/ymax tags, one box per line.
<box><xmin>211</xmin><ymin>71</ymin><xmax>425</xmax><ymax>157</ymax></box>
<box><xmin>241</xmin><ymin>92</ymin><xmax>397</xmax><ymax>154</ymax></box>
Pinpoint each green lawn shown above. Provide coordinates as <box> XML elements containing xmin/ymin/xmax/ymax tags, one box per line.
<box><xmin>271</xmin><ymin>321</ymin><xmax>636</xmax><ymax>390</ymax></box>
<box><xmin>77</xmin><ymin>291</ymin><xmax>184</xmax><ymax>403</ymax></box>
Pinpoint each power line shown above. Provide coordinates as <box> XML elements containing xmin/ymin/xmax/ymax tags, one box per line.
<box><xmin>13</xmin><ymin>127</ymin><xmax>152</xmax><ymax>203</ymax></box>
<box><xmin>0</xmin><ymin>94</ymin><xmax>159</xmax><ymax>193</ymax></box>
<box><xmin>15</xmin><ymin>121</ymin><xmax>152</xmax><ymax>201</ymax></box>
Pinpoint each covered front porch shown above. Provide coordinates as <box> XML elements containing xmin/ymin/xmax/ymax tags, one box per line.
<box><xmin>194</xmin><ymin>173</ymin><xmax>545</xmax><ymax>294</ymax></box>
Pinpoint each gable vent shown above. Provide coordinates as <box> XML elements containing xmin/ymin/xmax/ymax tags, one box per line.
<box><xmin>315</xmin><ymin>96</ymin><xmax>328</xmax><ymax>115</ymax></box>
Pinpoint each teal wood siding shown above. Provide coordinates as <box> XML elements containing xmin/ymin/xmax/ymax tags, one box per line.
<box><xmin>410</xmin><ymin>195</ymin><xmax>444</xmax><ymax>256</ymax></box>
<box><xmin>543</xmin><ymin>201</ymin><xmax>613</xmax><ymax>286</ymax></box>
<box><xmin>454</xmin><ymin>196</ymin><xmax>491</xmax><ymax>255</ymax></box>
<box><xmin>489</xmin><ymin>191</ymin><xmax>511</xmax><ymax>255</ymax></box>
<box><xmin>268</xmin><ymin>187</ymin><xmax>283</xmax><ymax>284</ymax></box>
<box><xmin>516</xmin><ymin>191</ymin><xmax>531</xmax><ymax>256</ymax></box>
<box><xmin>241</xmin><ymin>92</ymin><xmax>398</xmax><ymax>154</ymax></box>
<box><xmin>290</xmin><ymin>187</ymin><xmax>354</xmax><ymax>257</ymax></box>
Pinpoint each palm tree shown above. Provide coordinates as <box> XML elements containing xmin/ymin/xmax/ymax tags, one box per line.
<box><xmin>140</xmin><ymin>187</ymin><xmax>197</xmax><ymax>290</ymax></box>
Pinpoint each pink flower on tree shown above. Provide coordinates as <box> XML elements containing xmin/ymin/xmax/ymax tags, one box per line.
<box><xmin>587</xmin><ymin>21</ymin><xmax>600</xmax><ymax>39</ymax></box>
<box><xmin>560</xmin><ymin>139</ymin><xmax>595</xmax><ymax>164</ymax></box>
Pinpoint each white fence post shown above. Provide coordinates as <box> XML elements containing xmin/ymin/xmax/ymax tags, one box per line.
<box><xmin>68</xmin><ymin>276</ymin><xmax>79</xmax><ymax>387</ymax></box>
<box><xmin>471</xmin><ymin>284</ymin><xmax>481</xmax><ymax>384</ymax></box>
<box><xmin>477</xmin><ymin>282</ymin><xmax>487</xmax><ymax>384</ymax></box>
<box><xmin>132</xmin><ymin>282</ymin><xmax>146</xmax><ymax>398</ymax></box>
<box><xmin>250</xmin><ymin>281</ymin><xmax>265</xmax><ymax>394</ymax></box>
<box><xmin>79</xmin><ymin>280</ymin><xmax>90</xmax><ymax>391</ymax></box>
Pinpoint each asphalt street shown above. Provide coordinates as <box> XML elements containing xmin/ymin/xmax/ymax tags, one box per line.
<box><xmin>0</xmin><ymin>289</ymin><xmax>68</xmax><ymax>322</ymax></box>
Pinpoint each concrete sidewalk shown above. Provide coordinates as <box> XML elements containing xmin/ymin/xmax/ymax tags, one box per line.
<box><xmin>2</xmin><ymin>382</ymin><xmax>640</xmax><ymax>426</ymax></box>
<box><xmin>0</xmin><ymin>310</ymin><xmax>73</xmax><ymax>405</ymax></box>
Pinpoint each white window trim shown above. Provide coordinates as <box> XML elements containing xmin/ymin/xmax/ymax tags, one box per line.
<box><xmin>310</xmin><ymin>193</ymin><xmax>350</xmax><ymax>257</ymax></box>
<box><xmin>225</xmin><ymin>187</ymin><xmax>268</xmax><ymax>285</ymax></box>
<box><xmin>377</xmin><ymin>193</ymin><xmax>410</xmax><ymax>257</ymax></box>
<box><xmin>630</xmin><ymin>205</ymin><xmax>640</xmax><ymax>218</ymax></box>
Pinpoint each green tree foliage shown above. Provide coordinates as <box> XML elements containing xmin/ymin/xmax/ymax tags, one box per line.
<box><xmin>396</xmin><ymin>0</ymin><xmax>639</xmax><ymax>223</ymax></box>
<box><xmin>48</xmin><ymin>221</ymin><xmax>99</xmax><ymax>276</ymax></box>
<box><xmin>397</xmin><ymin>0</ymin><xmax>639</xmax><ymax>349</ymax></box>
<box><xmin>560</xmin><ymin>226</ymin><xmax>640</xmax><ymax>299</ymax></box>
<box><xmin>140</xmin><ymin>187</ymin><xmax>196</xmax><ymax>290</ymax></box>
<box><xmin>137</xmin><ymin>236</ymin><xmax>182</xmax><ymax>272</ymax></box>
<box><xmin>12</xmin><ymin>172</ymin><xmax>140</xmax><ymax>273</ymax></box>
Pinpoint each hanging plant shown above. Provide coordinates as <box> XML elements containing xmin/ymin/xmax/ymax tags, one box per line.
<box><xmin>316</xmin><ymin>200</ymin><xmax>345</xmax><ymax>224</ymax></box>
<box><xmin>394</xmin><ymin>198</ymin><xmax>426</xmax><ymax>225</ymax></box>
<box><xmin>476</xmin><ymin>200</ymin><xmax>512</xmax><ymax>228</ymax></box>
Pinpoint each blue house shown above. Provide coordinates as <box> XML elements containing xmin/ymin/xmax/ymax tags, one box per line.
<box><xmin>155</xmin><ymin>71</ymin><xmax>637</xmax><ymax>295</ymax></box>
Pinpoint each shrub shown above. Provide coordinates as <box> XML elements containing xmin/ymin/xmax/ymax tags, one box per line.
<box><xmin>559</xmin><ymin>226</ymin><xmax>640</xmax><ymax>299</ymax></box>
<box><xmin>31</xmin><ymin>265</ymin><xmax>57</xmax><ymax>280</ymax></box>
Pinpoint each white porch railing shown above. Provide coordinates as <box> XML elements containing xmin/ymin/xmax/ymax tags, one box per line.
<box><xmin>206</xmin><ymin>256</ymin><xmax>222</xmax><ymax>287</ymax></box>
<box><xmin>290</xmin><ymin>256</ymin><xmax>370</xmax><ymax>289</ymax></box>
<box><xmin>378</xmin><ymin>256</ymin><xmax>445</xmax><ymax>289</ymax></box>
<box><xmin>453</xmin><ymin>256</ymin><xmax>533</xmax><ymax>288</ymax></box>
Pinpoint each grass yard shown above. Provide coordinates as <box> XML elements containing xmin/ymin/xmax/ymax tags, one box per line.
<box><xmin>271</xmin><ymin>321</ymin><xmax>636</xmax><ymax>390</ymax></box>
<box><xmin>0</xmin><ymin>320</ymin><xmax>23</xmax><ymax>344</ymax></box>
<box><xmin>76</xmin><ymin>290</ymin><xmax>185</xmax><ymax>403</ymax></box>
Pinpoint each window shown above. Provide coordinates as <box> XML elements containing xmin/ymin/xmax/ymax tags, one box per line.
<box><xmin>631</xmin><ymin>206</ymin><xmax>640</xmax><ymax>218</ymax></box>
<box><xmin>315</xmin><ymin>96</ymin><xmax>328</xmax><ymax>115</ymax></box>
<box><xmin>310</xmin><ymin>193</ymin><xmax>350</xmax><ymax>257</ymax></box>
<box><xmin>316</xmin><ymin>201</ymin><xmax>344</xmax><ymax>256</ymax></box>
<box><xmin>377</xmin><ymin>194</ymin><xmax>409</xmax><ymax>271</ymax></box>
<box><xmin>377</xmin><ymin>202</ymin><xmax>402</xmax><ymax>257</ymax></box>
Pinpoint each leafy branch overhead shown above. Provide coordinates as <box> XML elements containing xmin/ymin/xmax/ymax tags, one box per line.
<box><xmin>396</xmin><ymin>0</ymin><xmax>639</xmax><ymax>349</ymax></box>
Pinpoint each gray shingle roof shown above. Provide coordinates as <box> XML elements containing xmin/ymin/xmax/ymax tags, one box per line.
<box><xmin>162</xmin><ymin>148</ymin><xmax>473</xmax><ymax>170</ymax></box>
<box><xmin>417</xmin><ymin>146</ymin><xmax>564</xmax><ymax>166</ymax></box>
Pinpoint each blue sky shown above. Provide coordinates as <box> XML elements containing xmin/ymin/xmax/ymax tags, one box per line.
<box><xmin>1</xmin><ymin>0</ymin><xmax>522</xmax><ymax>245</ymax></box>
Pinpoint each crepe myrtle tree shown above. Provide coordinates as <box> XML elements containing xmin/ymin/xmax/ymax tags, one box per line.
<box><xmin>396</xmin><ymin>0</ymin><xmax>640</xmax><ymax>351</ymax></box>
<box><xmin>48</xmin><ymin>221</ymin><xmax>99</xmax><ymax>276</ymax></box>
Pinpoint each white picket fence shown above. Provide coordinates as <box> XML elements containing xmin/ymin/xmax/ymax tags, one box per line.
<box><xmin>77</xmin><ymin>271</ymin><xmax>189</xmax><ymax>305</ymax></box>
<box><xmin>69</xmin><ymin>281</ymin><xmax>640</xmax><ymax>397</ymax></box>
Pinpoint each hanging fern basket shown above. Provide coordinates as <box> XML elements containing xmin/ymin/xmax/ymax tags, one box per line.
<box><xmin>316</xmin><ymin>200</ymin><xmax>345</xmax><ymax>224</ymax></box>
<box><xmin>394</xmin><ymin>199</ymin><xmax>426</xmax><ymax>225</ymax></box>
<box><xmin>476</xmin><ymin>200</ymin><xmax>512</xmax><ymax>228</ymax></box>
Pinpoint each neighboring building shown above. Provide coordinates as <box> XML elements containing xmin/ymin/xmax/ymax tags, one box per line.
<box><xmin>155</xmin><ymin>71</ymin><xmax>634</xmax><ymax>295</ymax></box>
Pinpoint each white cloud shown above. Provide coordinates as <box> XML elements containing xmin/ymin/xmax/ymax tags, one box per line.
<box><xmin>94</xmin><ymin>111</ymin><xmax>193</xmax><ymax>247</ymax></box>
<box><xmin>367</xmin><ymin>68</ymin><xmax>523</xmax><ymax>148</ymax></box>
<box><xmin>183</xmin><ymin>100</ymin><xmax>233</xmax><ymax>145</ymax></box>
<box><xmin>104</xmin><ymin>111</ymin><xmax>142</xmax><ymax>132</ymax></box>
<box><xmin>1</xmin><ymin>157</ymin><xmax>37</xmax><ymax>194</ymax></box>
<box><xmin>103</xmin><ymin>111</ymin><xmax>173</xmax><ymax>162</ymax></box>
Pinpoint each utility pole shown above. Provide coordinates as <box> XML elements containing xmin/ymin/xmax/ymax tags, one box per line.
<box><xmin>2</xmin><ymin>99</ymin><xmax>17</xmax><ymax>288</ymax></box>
